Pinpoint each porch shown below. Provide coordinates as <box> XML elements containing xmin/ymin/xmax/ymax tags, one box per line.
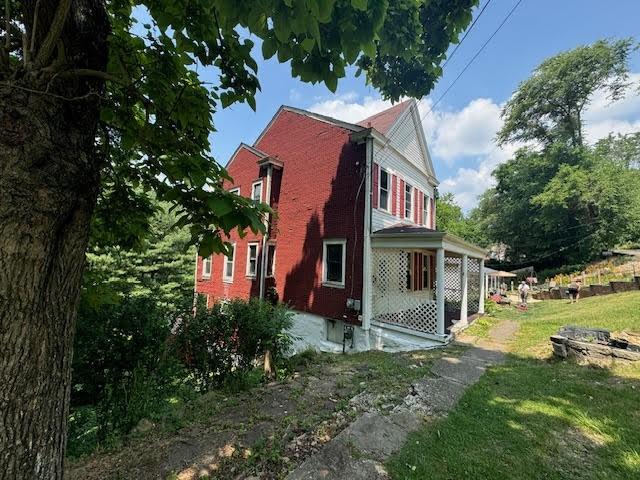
<box><xmin>367</xmin><ymin>226</ymin><xmax>486</xmax><ymax>344</ymax></box>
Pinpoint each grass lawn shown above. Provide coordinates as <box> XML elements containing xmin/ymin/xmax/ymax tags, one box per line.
<box><xmin>387</xmin><ymin>291</ymin><xmax>640</xmax><ymax>480</ymax></box>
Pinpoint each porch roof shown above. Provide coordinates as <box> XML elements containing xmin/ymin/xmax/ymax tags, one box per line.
<box><xmin>371</xmin><ymin>224</ymin><xmax>487</xmax><ymax>259</ymax></box>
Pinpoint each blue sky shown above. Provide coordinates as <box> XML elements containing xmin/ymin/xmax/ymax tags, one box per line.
<box><xmin>207</xmin><ymin>0</ymin><xmax>640</xmax><ymax>210</ymax></box>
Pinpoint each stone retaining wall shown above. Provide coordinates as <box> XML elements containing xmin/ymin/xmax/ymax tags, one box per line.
<box><xmin>533</xmin><ymin>276</ymin><xmax>640</xmax><ymax>300</ymax></box>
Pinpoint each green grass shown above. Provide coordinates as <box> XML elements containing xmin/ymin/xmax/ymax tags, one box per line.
<box><xmin>387</xmin><ymin>291</ymin><xmax>640</xmax><ymax>480</ymax></box>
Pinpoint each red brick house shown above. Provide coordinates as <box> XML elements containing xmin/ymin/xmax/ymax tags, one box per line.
<box><xmin>195</xmin><ymin>100</ymin><xmax>486</xmax><ymax>352</ymax></box>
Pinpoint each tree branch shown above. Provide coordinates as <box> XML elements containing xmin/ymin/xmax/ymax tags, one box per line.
<box><xmin>30</xmin><ymin>0</ymin><xmax>42</xmax><ymax>53</ymax></box>
<box><xmin>0</xmin><ymin>80</ymin><xmax>105</xmax><ymax>102</ymax></box>
<box><xmin>34</xmin><ymin>0</ymin><xmax>71</xmax><ymax>68</ymax></box>
<box><xmin>4</xmin><ymin>0</ymin><xmax>9</xmax><ymax>50</ymax></box>
<box><xmin>59</xmin><ymin>68</ymin><xmax>129</xmax><ymax>85</ymax></box>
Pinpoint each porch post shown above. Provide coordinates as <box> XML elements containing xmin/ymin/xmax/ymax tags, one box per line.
<box><xmin>479</xmin><ymin>258</ymin><xmax>486</xmax><ymax>314</ymax></box>
<box><xmin>436</xmin><ymin>247</ymin><xmax>445</xmax><ymax>335</ymax></box>
<box><xmin>460</xmin><ymin>254</ymin><xmax>468</xmax><ymax>324</ymax></box>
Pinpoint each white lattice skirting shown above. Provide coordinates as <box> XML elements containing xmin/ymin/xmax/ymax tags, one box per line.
<box><xmin>372</xmin><ymin>248</ymin><xmax>438</xmax><ymax>334</ymax></box>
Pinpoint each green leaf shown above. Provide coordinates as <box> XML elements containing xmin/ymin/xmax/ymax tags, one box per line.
<box><xmin>207</xmin><ymin>196</ymin><xmax>234</xmax><ymax>217</ymax></box>
<box><xmin>351</xmin><ymin>0</ymin><xmax>367</xmax><ymax>11</ymax></box>
<box><xmin>262</xmin><ymin>37</ymin><xmax>277</xmax><ymax>59</ymax></box>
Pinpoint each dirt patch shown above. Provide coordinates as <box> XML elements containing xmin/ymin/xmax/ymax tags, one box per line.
<box><xmin>67</xmin><ymin>350</ymin><xmax>445</xmax><ymax>480</ymax></box>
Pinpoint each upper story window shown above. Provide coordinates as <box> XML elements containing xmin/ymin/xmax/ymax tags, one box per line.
<box><xmin>322</xmin><ymin>239</ymin><xmax>346</xmax><ymax>288</ymax></box>
<box><xmin>229</xmin><ymin>187</ymin><xmax>240</xmax><ymax>195</ymax></box>
<box><xmin>223</xmin><ymin>244</ymin><xmax>235</xmax><ymax>283</ymax></box>
<box><xmin>405</xmin><ymin>183</ymin><xmax>413</xmax><ymax>220</ymax></box>
<box><xmin>423</xmin><ymin>193</ymin><xmax>429</xmax><ymax>226</ymax></box>
<box><xmin>379</xmin><ymin>168</ymin><xmax>390</xmax><ymax>212</ymax></box>
<box><xmin>202</xmin><ymin>255</ymin><xmax>212</xmax><ymax>279</ymax></box>
<box><xmin>246</xmin><ymin>243</ymin><xmax>259</xmax><ymax>278</ymax></box>
<box><xmin>265</xmin><ymin>243</ymin><xmax>276</xmax><ymax>277</ymax></box>
<box><xmin>251</xmin><ymin>181</ymin><xmax>263</xmax><ymax>202</ymax></box>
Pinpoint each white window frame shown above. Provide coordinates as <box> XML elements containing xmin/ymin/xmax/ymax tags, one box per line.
<box><xmin>265</xmin><ymin>242</ymin><xmax>276</xmax><ymax>278</ymax></box>
<box><xmin>202</xmin><ymin>255</ymin><xmax>212</xmax><ymax>279</ymax></box>
<box><xmin>222</xmin><ymin>243</ymin><xmax>236</xmax><ymax>283</ymax></box>
<box><xmin>322</xmin><ymin>239</ymin><xmax>347</xmax><ymax>288</ymax></box>
<box><xmin>251</xmin><ymin>181</ymin><xmax>263</xmax><ymax>202</ymax></box>
<box><xmin>245</xmin><ymin>242</ymin><xmax>259</xmax><ymax>278</ymax></box>
<box><xmin>229</xmin><ymin>187</ymin><xmax>240</xmax><ymax>195</ymax></box>
<box><xmin>378</xmin><ymin>168</ymin><xmax>390</xmax><ymax>212</ymax></box>
<box><xmin>423</xmin><ymin>193</ymin><xmax>429</xmax><ymax>226</ymax></box>
<box><xmin>405</xmin><ymin>183</ymin><xmax>413</xmax><ymax>221</ymax></box>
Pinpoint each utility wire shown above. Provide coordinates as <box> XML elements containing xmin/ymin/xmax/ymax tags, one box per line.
<box><xmin>420</xmin><ymin>0</ymin><xmax>525</xmax><ymax>121</ymax></box>
<box><xmin>381</xmin><ymin>0</ymin><xmax>524</xmax><ymax>150</ymax></box>
<box><xmin>440</xmin><ymin>0</ymin><xmax>494</xmax><ymax>71</ymax></box>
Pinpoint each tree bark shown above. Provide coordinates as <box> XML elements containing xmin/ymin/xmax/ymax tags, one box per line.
<box><xmin>0</xmin><ymin>2</ymin><xmax>108</xmax><ymax>478</ymax></box>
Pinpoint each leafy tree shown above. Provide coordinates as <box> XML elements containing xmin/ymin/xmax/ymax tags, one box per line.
<box><xmin>477</xmin><ymin>40</ymin><xmax>640</xmax><ymax>269</ymax></box>
<box><xmin>436</xmin><ymin>193</ymin><xmax>489</xmax><ymax>247</ymax></box>
<box><xmin>83</xmin><ymin>202</ymin><xmax>196</xmax><ymax>312</ymax></box>
<box><xmin>497</xmin><ymin>39</ymin><xmax>635</xmax><ymax>148</ymax></box>
<box><xmin>0</xmin><ymin>1</ymin><xmax>478</xmax><ymax>476</ymax></box>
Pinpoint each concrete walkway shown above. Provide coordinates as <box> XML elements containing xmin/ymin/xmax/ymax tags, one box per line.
<box><xmin>286</xmin><ymin>320</ymin><xmax>519</xmax><ymax>480</ymax></box>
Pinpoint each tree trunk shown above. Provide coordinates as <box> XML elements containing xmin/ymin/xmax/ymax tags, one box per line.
<box><xmin>0</xmin><ymin>2</ymin><xmax>109</xmax><ymax>477</ymax></box>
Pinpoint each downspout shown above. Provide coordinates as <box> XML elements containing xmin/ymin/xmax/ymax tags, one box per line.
<box><xmin>361</xmin><ymin>136</ymin><xmax>373</xmax><ymax>338</ymax></box>
<box><xmin>259</xmin><ymin>164</ymin><xmax>273</xmax><ymax>299</ymax></box>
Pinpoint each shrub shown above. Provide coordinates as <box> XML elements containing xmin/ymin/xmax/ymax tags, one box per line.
<box><xmin>172</xmin><ymin>298</ymin><xmax>294</xmax><ymax>390</ymax></box>
<box><xmin>71</xmin><ymin>295</ymin><xmax>182</xmax><ymax>451</ymax></box>
<box><xmin>484</xmin><ymin>299</ymin><xmax>500</xmax><ymax>316</ymax></box>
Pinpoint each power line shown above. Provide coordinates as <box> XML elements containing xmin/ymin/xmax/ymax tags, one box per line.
<box><xmin>382</xmin><ymin>0</ymin><xmax>524</xmax><ymax>150</ymax></box>
<box><xmin>421</xmin><ymin>0</ymin><xmax>525</xmax><ymax>120</ymax></box>
<box><xmin>440</xmin><ymin>0</ymin><xmax>494</xmax><ymax>71</ymax></box>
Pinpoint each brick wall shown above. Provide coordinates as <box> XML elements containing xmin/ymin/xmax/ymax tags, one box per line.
<box><xmin>196</xmin><ymin>109</ymin><xmax>366</xmax><ymax>324</ymax></box>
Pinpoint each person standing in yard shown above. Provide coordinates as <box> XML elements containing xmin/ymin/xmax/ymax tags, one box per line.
<box><xmin>518</xmin><ymin>281</ymin><xmax>530</xmax><ymax>305</ymax></box>
<box><xmin>568</xmin><ymin>279</ymin><xmax>581</xmax><ymax>303</ymax></box>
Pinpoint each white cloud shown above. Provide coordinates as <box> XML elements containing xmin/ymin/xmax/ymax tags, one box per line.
<box><xmin>289</xmin><ymin>88</ymin><xmax>302</xmax><ymax>102</ymax></box>
<box><xmin>583</xmin><ymin>73</ymin><xmax>640</xmax><ymax>143</ymax></box>
<box><xmin>422</xmin><ymin>98</ymin><xmax>503</xmax><ymax>164</ymax></box>
<box><xmin>305</xmin><ymin>73</ymin><xmax>640</xmax><ymax>211</ymax></box>
<box><xmin>309</xmin><ymin>93</ymin><xmax>393</xmax><ymax>123</ymax></box>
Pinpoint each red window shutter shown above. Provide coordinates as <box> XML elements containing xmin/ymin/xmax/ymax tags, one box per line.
<box><xmin>417</xmin><ymin>190</ymin><xmax>423</xmax><ymax>225</ymax></box>
<box><xmin>399</xmin><ymin>179</ymin><xmax>405</xmax><ymax>218</ymax></box>
<box><xmin>391</xmin><ymin>175</ymin><xmax>398</xmax><ymax>216</ymax></box>
<box><xmin>372</xmin><ymin>163</ymin><xmax>379</xmax><ymax>209</ymax></box>
<box><xmin>430</xmin><ymin>197</ymin><xmax>436</xmax><ymax>229</ymax></box>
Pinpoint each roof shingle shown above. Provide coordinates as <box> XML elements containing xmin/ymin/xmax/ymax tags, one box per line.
<box><xmin>357</xmin><ymin>99</ymin><xmax>413</xmax><ymax>135</ymax></box>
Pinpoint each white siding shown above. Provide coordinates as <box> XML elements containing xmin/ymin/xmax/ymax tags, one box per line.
<box><xmin>388</xmin><ymin>112</ymin><xmax>426</xmax><ymax>172</ymax></box>
<box><xmin>371</xmin><ymin>143</ymin><xmax>435</xmax><ymax>232</ymax></box>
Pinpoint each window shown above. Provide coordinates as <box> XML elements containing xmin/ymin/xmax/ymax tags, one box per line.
<box><xmin>322</xmin><ymin>240</ymin><xmax>346</xmax><ymax>287</ymax></box>
<box><xmin>202</xmin><ymin>255</ymin><xmax>212</xmax><ymax>279</ymax></box>
<box><xmin>423</xmin><ymin>193</ymin><xmax>429</xmax><ymax>226</ymax></box>
<box><xmin>379</xmin><ymin>168</ymin><xmax>390</xmax><ymax>211</ymax></box>
<box><xmin>405</xmin><ymin>183</ymin><xmax>413</xmax><ymax>220</ymax></box>
<box><xmin>246</xmin><ymin>243</ymin><xmax>259</xmax><ymax>278</ymax></box>
<box><xmin>229</xmin><ymin>187</ymin><xmax>240</xmax><ymax>195</ymax></box>
<box><xmin>422</xmin><ymin>253</ymin><xmax>431</xmax><ymax>290</ymax></box>
<box><xmin>251</xmin><ymin>181</ymin><xmax>263</xmax><ymax>202</ymax></box>
<box><xmin>265</xmin><ymin>243</ymin><xmax>276</xmax><ymax>277</ymax></box>
<box><xmin>223</xmin><ymin>244</ymin><xmax>235</xmax><ymax>282</ymax></box>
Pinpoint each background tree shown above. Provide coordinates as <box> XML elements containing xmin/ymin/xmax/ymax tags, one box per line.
<box><xmin>0</xmin><ymin>1</ymin><xmax>478</xmax><ymax>477</ymax></box>
<box><xmin>497</xmin><ymin>39</ymin><xmax>635</xmax><ymax>148</ymax></box>
<box><xmin>436</xmin><ymin>192</ymin><xmax>490</xmax><ymax>247</ymax></box>
<box><xmin>473</xmin><ymin>39</ymin><xmax>640</xmax><ymax>270</ymax></box>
